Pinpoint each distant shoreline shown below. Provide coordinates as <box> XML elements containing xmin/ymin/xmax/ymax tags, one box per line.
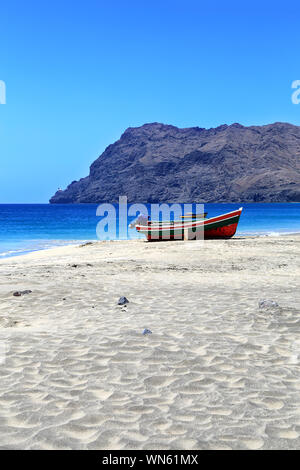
<box><xmin>1</xmin><ymin>232</ymin><xmax>300</xmax><ymax>262</ymax></box>
<box><xmin>1</xmin><ymin>203</ymin><xmax>299</xmax><ymax>259</ymax></box>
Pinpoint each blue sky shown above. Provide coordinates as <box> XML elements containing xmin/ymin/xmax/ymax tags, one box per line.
<box><xmin>0</xmin><ymin>0</ymin><xmax>300</xmax><ymax>203</ymax></box>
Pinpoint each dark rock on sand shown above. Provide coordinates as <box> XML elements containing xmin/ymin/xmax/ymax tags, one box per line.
<box><xmin>143</xmin><ymin>328</ymin><xmax>152</xmax><ymax>335</ymax></box>
<box><xmin>13</xmin><ymin>290</ymin><xmax>32</xmax><ymax>297</ymax></box>
<box><xmin>118</xmin><ymin>296</ymin><xmax>129</xmax><ymax>305</ymax></box>
<box><xmin>259</xmin><ymin>299</ymin><xmax>279</xmax><ymax>309</ymax></box>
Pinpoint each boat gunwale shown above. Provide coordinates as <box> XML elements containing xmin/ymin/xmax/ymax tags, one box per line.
<box><xmin>136</xmin><ymin>208</ymin><xmax>243</xmax><ymax>232</ymax></box>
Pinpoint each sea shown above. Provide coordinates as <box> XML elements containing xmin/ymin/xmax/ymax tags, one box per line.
<box><xmin>0</xmin><ymin>203</ymin><xmax>299</xmax><ymax>259</ymax></box>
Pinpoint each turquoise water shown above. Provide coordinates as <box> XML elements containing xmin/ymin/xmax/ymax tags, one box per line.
<box><xmin>0</xmin><ymin>203</ymin><xmax>299</xmax><ymax>258</ymax></box>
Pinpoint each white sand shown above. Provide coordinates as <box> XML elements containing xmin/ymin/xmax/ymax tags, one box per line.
<box><xmin>0</xmin><ymin>235</ymin><xmax>299</xmax><ymax>450</ymax></box>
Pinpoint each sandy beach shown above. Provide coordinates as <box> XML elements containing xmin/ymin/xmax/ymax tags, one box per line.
<box><xmin>0</xmin><ymin>235</ymin><xmax>299</xmax><ymax>450</ymax></box>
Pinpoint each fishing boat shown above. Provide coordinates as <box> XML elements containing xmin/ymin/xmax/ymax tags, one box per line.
<box><xmin>130</xmin><ymin>207</ymin><xmax>243</xmax><ymax>241</ymax></box>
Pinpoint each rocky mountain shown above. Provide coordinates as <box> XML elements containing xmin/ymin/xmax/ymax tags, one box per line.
<box><xmin>50</xmin><ymin>122</ymin><xmax>300</xmax><ymax>203</ymax></box>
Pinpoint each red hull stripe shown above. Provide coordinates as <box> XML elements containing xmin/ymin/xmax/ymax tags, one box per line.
<box><xmin>146</xmin><ymin>222</ymin><xmax>239</xmax><ymax>241</ymax></box>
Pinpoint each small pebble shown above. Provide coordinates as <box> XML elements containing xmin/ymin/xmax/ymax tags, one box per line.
<box><xmin>13</xmin><ymin>290</ymin><xmax>32</xmax><ymax>297</ymax></box>
<box><xmin>259</xmin><ymin>299</ymin><xmax>279</xmax><ymax>310</ymax></box>
<box><xmin>143</xmin><ymin>328</ymin><xmax>152</xmax><ymax>335</ymax></box>
<box><xmin>79</xmin><ymin>242</ymin><xmax>93</xmax><ymax>248</ymax></box>
<box><xmin>118</xmin><ymin>296</ymin><xmax>129</xmax><ymax>305</ymax></box>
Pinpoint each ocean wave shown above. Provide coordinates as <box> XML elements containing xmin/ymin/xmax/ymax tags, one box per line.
<box><xmin>0</xmin><ymin>249</ymin><xmax>26</xmax><ymax>257</ymax></box>
<box><xmin>238</xmin><ymin>229</ymin><xmax>300</xmax><ymax>237</ymax></box>
<box><xmin>0</xmin><ymin>240</ymin><xmax>97</xmax><ymax>259</ymax></box>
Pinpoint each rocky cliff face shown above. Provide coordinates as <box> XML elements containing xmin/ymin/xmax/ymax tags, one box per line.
<box><xmin>50</xmin><ymin>122</ymin><xmax>300</xmax><ymax>203</ymax></box>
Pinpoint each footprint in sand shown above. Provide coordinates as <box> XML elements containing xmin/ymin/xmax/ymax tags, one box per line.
<box><xmin>242</xmin><ymin>438</ymin><xmax>264</xmax><ymax>450</ymax></box>
<box><xmin>173</xmin><ymin>414</ymin><xmax>195</xmax><ymax>423</ymax></box>
<box><xmin>209</xmin><ymin>408</ymin><xmax>232</xmax><ymax>416</ymax></box>
<box><xmin>171</xmin><ymin>438</ymin><xmax>198</xmax><ymax>449</ymax></box>
<box><xmin>144</xmin><ymin>376</ymin><xmax>175</xmax><ymax>387</ymax></box>
<box><xmin>166</xmin><ymin>423</ymin><xmax>187</xmax><ymax>436</ymax></box>
<box><xmin>250</xmin><ymin>398</ymin><xmax>284</xmax><ymax>410</ymax></box>
<box><xmin>277</xmin><ymin>430</ymin><xmax>299</xmax><ymax>439</ymax></box>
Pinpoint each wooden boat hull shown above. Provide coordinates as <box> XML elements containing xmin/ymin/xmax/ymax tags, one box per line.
<box><xmin>136</xmin><ymin>208</ymin><xmax>243</xmax><ymax>241</ymax></box>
